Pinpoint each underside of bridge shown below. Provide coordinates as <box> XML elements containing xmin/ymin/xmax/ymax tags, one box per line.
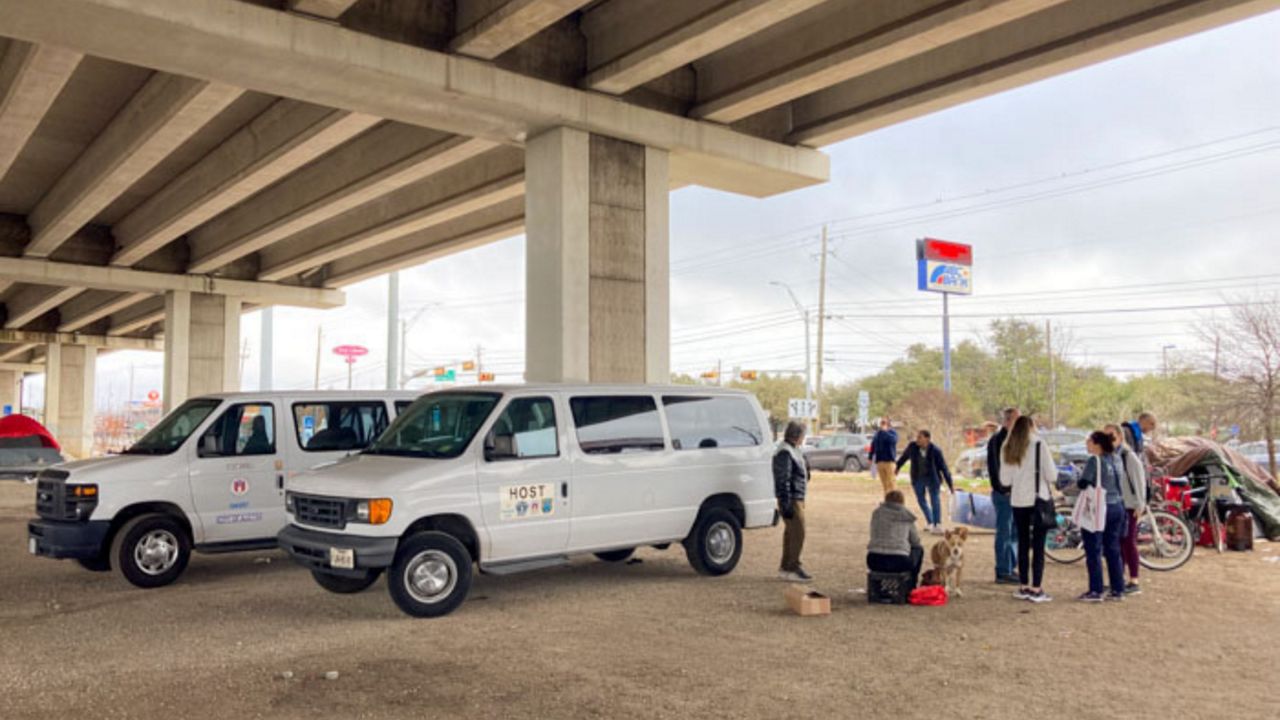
<box><xmin>0</xmin><ymin>0</ymin><xmax>1272</xmax><ymax>455</ymax></box>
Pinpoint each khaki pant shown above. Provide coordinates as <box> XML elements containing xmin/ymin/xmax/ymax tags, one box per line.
<box><xmin>875</xmin><ymin>462</ymin><xmax>898</xmax><ymax>495</ymax></box>
<box><xmin>780</xmin><ymin>500</ymin><xmax>806</xmax><ymax>572</ymax></box>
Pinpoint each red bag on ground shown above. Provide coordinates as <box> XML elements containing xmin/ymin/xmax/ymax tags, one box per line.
<box><xmin>908</xmin><ymin>585</ymin><xmax>948</xmax><ymax>606</ymax></box>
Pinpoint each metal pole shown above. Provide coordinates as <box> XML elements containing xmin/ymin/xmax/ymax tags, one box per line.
<box><xmin>386</xmin><ymin>272</ymin><xmax>400</xmax><ymax>390</ymax></box>
<box><xmin>259</xmin><ymin>307</ymin><xmax>274</xmax><ymax>391</ymax></box>
<box><xmin>313</xmin><ymin>326</ymin><xmax>322</xmax><ymax>390</ymax></box>
<box><xmin>347</xmin><ymin>359</ymin><xmax>353</xmax><ymax>390</ymax></box>
<box><xmin>942</xmin><ymin>293</ymin><xmax>952</xmax><ymax>394</ymax></box>
<box><xmin>803</xmin><ymin>308</ymin><xmax>812</xmax><ymax>417</ymax></box>
<box><xmin>1047</xmin><ymin>319</ymin><xmax>1056</xmax><ymax>428</ymax></box>
<box><xmin>814</xmin><ymin>225</ymin><xmax>828</xmax><ymax>428</ymax></box>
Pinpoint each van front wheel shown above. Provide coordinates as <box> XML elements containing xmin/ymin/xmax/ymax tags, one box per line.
<box><xmin>112</xmin><ymin>514</ymin><xmax>190</xmax><ymax>588</ymax></box>
<box><xmin>684</xmin><ymin>506</ymin><xmax>742</xmax><ymax>576</ymax></box>
<box><xmin>311</xmin><ymin>569</ymin><xmax>381</xmax><ymax>594</ymax></box>
<box><xmin>388</xmin><ymin>532</ymin><xmax>472</xmax><ymax>618</ymax></box>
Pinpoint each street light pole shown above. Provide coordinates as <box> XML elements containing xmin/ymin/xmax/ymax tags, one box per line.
<box><xmin>770</xmin><ymin>281</ymin><xmax>812</xmax><ymax>425</ymax></box>
<box><xmin>1162</xmin><ymin>344</ymin><xmax>1177</xmax><ymax>377</ymax></box>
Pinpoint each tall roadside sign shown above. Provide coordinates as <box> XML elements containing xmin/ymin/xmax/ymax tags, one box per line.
<box><xmin>916</xmin><ymin>238</ymin><xmax>973</xmax><ymax>394</ymax></box>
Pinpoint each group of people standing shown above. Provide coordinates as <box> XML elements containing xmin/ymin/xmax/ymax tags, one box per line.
<box><xmin>772</xmin><ymin>407</ymin><xmax>1161</xmax><ymax>602</ymax></box>
<box><xmin>987</xmin><ymin>408</ymin><xmax>1157</xmax><ymax>603</ymax></box>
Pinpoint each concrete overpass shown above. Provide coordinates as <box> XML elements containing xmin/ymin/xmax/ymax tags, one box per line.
<box><xmin>0</xmin><ymin>0</ymin><xmax>1274</xmax><ymax>456</ymax></box>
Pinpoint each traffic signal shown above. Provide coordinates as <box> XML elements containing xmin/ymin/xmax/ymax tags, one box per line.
<box><xmin>478</xmin><ymin>372</ymin><xmax>495</xmax><ymax>382</ymax></box>
<box><xmin>433</xmin><ymin>366</ymin><xmax>447</xmax><ymax>377</ymax></box>
<box><xmin>700</xmin><ymin>371</ymin><xmax>718</xmax><ymax>380</ymax></box>
<box><xmin>462</xmin><ymin>360</ymin><xmax>476</xmax><ymax>371</ymax></box>
<box><xmin>739</xmin><ymin>370</ymin><xmax>758</xmax><ymax>381</ymax></box>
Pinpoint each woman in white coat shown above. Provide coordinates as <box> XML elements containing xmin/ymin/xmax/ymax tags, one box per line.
<box><xmin>1000</xmin><ymin>416</ymin><xmax>1058</xmax><ymax>603</ymax></box>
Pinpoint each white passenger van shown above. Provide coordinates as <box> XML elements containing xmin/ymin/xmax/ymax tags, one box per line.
<box><xmin>279</xmin><ymin>384</ymin><xmax>776</xmax><ymax>617</ymax></box>
<box><xmin>27</xmin><ymin>391</ymin><xmax>419</xmax><ymax>588</ymax></box>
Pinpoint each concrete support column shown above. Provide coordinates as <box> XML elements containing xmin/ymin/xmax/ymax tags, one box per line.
<box><xmin>525</xmin><ymin>127</ymin><xmax>669</xmax><ymax>383</ymax></box>
<box><xmin>163</xmin><ymin>290</ymin><xmax>240</xmax><ymax>411</ymax></box>
<box><xmin>0</xmin><ymin>370</ymin><xmax>21</xmax><ymax>415</ymax></box>
<box><xmin>44</xmin><ymin>344</ymin><xmax>97</xmax><ymax>459</ymax></box>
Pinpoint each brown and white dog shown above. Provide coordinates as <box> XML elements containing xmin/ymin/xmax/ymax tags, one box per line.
<box><xmin>929</xmin><ymin>527</ymin><xmax>969</xmax><ymax>596</ymax></box>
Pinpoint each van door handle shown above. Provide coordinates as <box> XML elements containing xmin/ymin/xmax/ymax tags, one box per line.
<box><xmin>561</xmin><ymin>482</ymin><xmax>568</xmax><ymax>498</ymax></box>
<box><xmin>276</xmin><ymin>474</ymin><xmax>284</xmax><ymax>491</ymax></box>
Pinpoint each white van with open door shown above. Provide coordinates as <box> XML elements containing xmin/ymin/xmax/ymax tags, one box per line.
<box><xmin>279</xmin><ymin>385</ymin><xmax>776</xmax><ymax>617</ymax></box>
<box><xmin>27</xmin><ymin>391</ymin><xmax>418</xmax><ymax>588</ymax></box>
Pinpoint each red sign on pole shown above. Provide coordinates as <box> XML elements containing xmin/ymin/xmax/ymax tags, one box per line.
<box><xmin>332</xmin><ymin>345</ymin><xmax>368</xmax><ymax>360</ymax></box>
<box><xmin>917</xmin><ymin>238</ymin><xmax>973</xmax><ymax>265</ymax></box>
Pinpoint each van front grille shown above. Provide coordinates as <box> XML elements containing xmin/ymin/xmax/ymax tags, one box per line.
<box><xmin>293</xmin><ymin>494</ymin><xmax>348</xmax><ymax>530</ymax></box>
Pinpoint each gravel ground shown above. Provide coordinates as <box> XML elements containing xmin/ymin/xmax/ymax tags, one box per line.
<box><xmin>1</xmin><ymin>475</ymin><xmax>1276</xmax><ymax>720</ymax></box>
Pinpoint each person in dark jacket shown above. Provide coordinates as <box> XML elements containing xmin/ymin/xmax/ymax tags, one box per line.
<box><xmin>773</xmin><ymin>421</ymin><xmax>812</xmax><ymax>582</ymax></box>
<box><xmin>896</xmin><ymin>429</ymin><xmax>954</xmax><ymax>534</ymax></box>
<box><xmin>986</xmin><ymin>407</ymin><xmax>1020</xmax><ymax>584</ymax></box>
<box><xmin>869</xmin><ymin>417</ymin><xmax>899</xmax><ymax>494</ymax></box>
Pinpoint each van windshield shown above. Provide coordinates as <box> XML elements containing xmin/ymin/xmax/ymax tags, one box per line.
<box><xmin>365</xmin><ymin>392</ymin><xmax>499</xmax><ymax>459</ymax></box>
<box><xmin>123</xmin><ymin>398</ymin><xmax>222</xmax><ymax>455</ymax></box>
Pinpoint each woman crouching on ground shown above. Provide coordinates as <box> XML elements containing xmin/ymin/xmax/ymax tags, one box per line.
<box><xmin>1001</xmin><ymin>416</ymin><xmax>1057</xmax><ymax>603</ymax></box>
<box><xmin>866</xmin><ymin>490</ymin><xmax>924</xmax><ymax>589</ymax></box>
<box><xmin>1078</xmin><ymin>431</ymin><xmax>1128</xmax><ymax>602</ymax></box>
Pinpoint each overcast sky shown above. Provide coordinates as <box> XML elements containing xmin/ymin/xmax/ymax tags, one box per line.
<box><xmin>58</xmin><ymin>9</ymin><xmax>1280</xmax><ymax>411</ymax></box>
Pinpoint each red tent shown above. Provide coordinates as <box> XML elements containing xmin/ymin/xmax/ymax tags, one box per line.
<box><xmin>0</xmin><ymin>414</ymin><xmax>60</xmax><ymax>451</ymax></box>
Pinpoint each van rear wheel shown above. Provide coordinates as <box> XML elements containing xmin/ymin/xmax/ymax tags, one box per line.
<box><xmin>111</xmin><ymin>514</ymin><xmax>190</xmax><ymax>588</ymax></box>
<box><xmin>684</xmin><ymin>506</ymin><xmax>742</xmax><ymax>576</ymax></box>
<box><xmin>387</xmin><ymin>532</ymin><xmax>472</xmax><ymax>618</ymax></box>
<box><xmin>594</xmin><ymin>548</ymin><xmax>635</xmax><ymax>563</ymax></box>
<box><xmin>311</xmin><ymin>569</ymin><xmax>381</xmax><ymax>594</ymax></box>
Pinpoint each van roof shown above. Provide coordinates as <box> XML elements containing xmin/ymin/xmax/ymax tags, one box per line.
<box><xmin>190</xmin><ymin>390</ymin><xmax>422</xmax><ymax>402</ymax></box>
<box><xmin>411</xmin><ymin>383</ymin><xmax>754</xmax><ymax>396</ymax></box>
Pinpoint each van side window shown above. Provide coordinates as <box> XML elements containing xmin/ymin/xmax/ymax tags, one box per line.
<box><xmin>662</xmin><ymin>396</ymin><xmax>762</xmax><ymax>450</ymax></box>
<box><xmin>485</xmin><ymin>397</ymin><xmax>558</xmax><ymax>461</ymax></box>
<box><xmin>569</xmin><ymin>396</ymin><xmax>665</xmax><ymax>454</ymax></box>
<box><xmin>395</xmin><ymin>400</ymin><xmax>413</xmax><ymax>415</ymax></box>
<box><xmin>293</xmin><ymin>402</ymin><xmax>389</xmax><ymax>452</ymax></box>
<box><xmin>199</xmin><ymin>403</ymin><xmax>275</xmax><ymax>458</ymax></box>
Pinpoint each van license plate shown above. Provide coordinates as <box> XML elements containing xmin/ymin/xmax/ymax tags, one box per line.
<box><xmin>28</xmin><ymin>538</ymin><xmax>37</xmax><ymax>555</ymax></box>
<box><xmin>329</xmin><ymin>547</ymin><xmax>354</xmax><ymax>570</ymax></box>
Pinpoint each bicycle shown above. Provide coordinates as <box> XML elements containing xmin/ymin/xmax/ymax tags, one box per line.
<box><xmin>1044</xmin><ymin>495</ymin><xmax>1194</xmax><ymax>571</ymax></box>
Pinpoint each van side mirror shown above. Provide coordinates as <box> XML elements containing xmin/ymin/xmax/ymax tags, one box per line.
<box><xmin>199</xmin><ymin>434</ymin><xmax>220</xmax><ymax>457</ymax></box>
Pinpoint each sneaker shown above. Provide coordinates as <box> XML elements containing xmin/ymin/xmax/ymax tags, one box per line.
<box><xmin>794</xmin><ymin>567</ymin><xmax>815</xmax><ymax>582</ymax></box>
<box><xmin>1076</xmin><ymin>592</ymin><xmax>1104</xmax><ymax>603</ymax></box>
<box><xmin>1105</xmin><ymin>592</ymin><xmax>1125</xmax><ymax>603</ymax></box>
<box><xmin>778</xmin><ymin>570</ymin><xmax>804</xmax><ymax>582</ymax></box>
<box><xmin>996</xmin><ymin>575</ymin><xmax>1021</xmax><ymax>586</ymax></box>
<box><xmin>1013</xmin><ymin>587</ymin><xmax>1032</xmax><ymax>600</ymax></box>
<box><xmin>1027</xmin><ymin>591</ymin><xmax>1052</xmax><ymax>604</ymax></box>
<box><xmin>1124</xmin><ymin>582</ymin><xmax>1142</xmax><ymax>596</ymax></box>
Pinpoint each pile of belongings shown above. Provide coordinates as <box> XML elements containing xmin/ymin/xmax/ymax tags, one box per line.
<box><xmin>1147</xmin><ymin>436</ymin><xmax>1280</xmax><ymax>541</ymax></box>
<box><xmin>0</xmin><ymin>414</ymin><xmax>64</xmax><ymax>481</ymax></box>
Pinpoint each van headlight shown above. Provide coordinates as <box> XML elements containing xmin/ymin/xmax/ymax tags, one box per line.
<box><xmin>352</xmin><ymin>498</ymin><xmax>393</xmax><ymax>525</ymax></box>
<box><xmin>284</xmin><ymin>491</ymin><xmax>295</xmax><ymax>513</ymax></box>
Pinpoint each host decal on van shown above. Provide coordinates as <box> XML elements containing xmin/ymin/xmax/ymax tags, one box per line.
<box><xmin>279</xmin><ymin>385</ymin><xmax>776</xmax><ymax>617</ymax></box>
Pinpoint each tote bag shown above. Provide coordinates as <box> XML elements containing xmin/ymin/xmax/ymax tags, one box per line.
<box><xmin>1071</xmin><ymin>456</ymin><xmax>1107</xmax><ymax>533</ymax></box>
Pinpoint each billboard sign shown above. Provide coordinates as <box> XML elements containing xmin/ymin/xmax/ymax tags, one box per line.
<box><xmin>916</xmin><ymin>238</ymin><xmax>973</xmax><ymax>295</ymax></box>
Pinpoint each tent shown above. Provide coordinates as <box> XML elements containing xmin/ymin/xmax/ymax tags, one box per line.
<box><xmin>0</xmin><ymin>414</ymin><xmax>64</xmax><ymax>480</ymax></box>
<box><xmin>1147</xmin><ymin>437</ymin><xmax>1280</xmax><ymax>541</ymax></box>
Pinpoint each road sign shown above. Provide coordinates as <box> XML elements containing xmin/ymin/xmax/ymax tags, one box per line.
<box><xmin>462</xmin><ymin>360</ymin><xmax>476</xmax><ymax>371</ymax></box>
<box><xmin>478</xmin><ymin>372</ymin><xmax>495</xmax><ymax>382</ymax></box>
<box><xmin>857</xmin><ymin>391</ymin><xmax>869</xmax><ymax>409</ymax></box>
<box><xmin>788</xmin><ymin>398</ymin><xmax>817</xmax><ymax>420</ymax></box>
<box><xmin>434</xmin><ymin>369</ymin><xmax>456</xmax><ymax>382</ymax></box>
<box><xmin>739</xmin><ymin>370</ymin><xmax>758</xmax><ymax>381</ymax></box>
<box><xmin>146</xmin><ymin>390</ymin><xmax>160</xmax><ymax>402</ymax></box>
<box><xmin>333</xmin><ymin>345</ymin><xmax>368</xmax><ymax>360</ymax></box>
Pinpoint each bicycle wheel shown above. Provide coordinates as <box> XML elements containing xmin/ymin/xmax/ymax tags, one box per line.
<box><xmin>1137</xmin><ymin>509</ymin><xmax>1194</xmax><ymax>571</ymax></box>
<box><xmin>1045</xmin><ymin>517</ymin><xmax>1085</xmax><ymax>564</ymax></box>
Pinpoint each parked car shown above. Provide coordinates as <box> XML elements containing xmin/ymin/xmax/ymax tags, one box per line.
<box><xmin>27</xmin><ymin>391</ymin><xmax>418</xmax><ymax>588</ymax></box>
<box><xmin>1041</xmin><ymin>429</ymin><xmax>1088</xmax><ymax>454</ymax></box>
<box><xmin>279</xmin><ymin>385</ymin><xmax>777</xmax><ymax>618</ymax></box>
<box><xmin>1057</xmin><ymin>441</ymin><xmax>1090</xmax><ymax>473</ymax></box>
<box><xmin>1238</xmin><ymin>441</ymin><xmax>1278</xmax><ymax>471</ymax></box>
<box><xmin>803</xmin><ymin>432</ymin><xmax>870</xmax><ymax>472</ymax></box>
<box><xmin>956</xmin><ymin>446</ymin><xmax>988</xmax><ymax>478</ymax></box>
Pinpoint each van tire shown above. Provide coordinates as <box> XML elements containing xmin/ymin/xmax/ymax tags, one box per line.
<box><xmin>311</xmin><ymin>569</ymin><xmax>381</xmax><ymax>594</ymax></box>
<box><xmin>388</xmin><ymin>532</ymin><xmax>472</xmax><ymax>618</ymax></box>
<box><xmin>112</xmin><ymin>514</ymin><xmax>190</xmax><ymax>589</ymax></box>
<box><xmin>594</xmin><ymin>548</ymin><xmax>635</xmax><ymax>563</ymax></box>
<box><xmin>684</xmin><ymin>506</ymin><xmax>742</xmax><ymax>576</ymax></box>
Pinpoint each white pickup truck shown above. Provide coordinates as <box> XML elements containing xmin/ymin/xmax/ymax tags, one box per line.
<box><xmin>27</xmin><ymin>391</ymin><xmax>418</xmax><ymax>587</ymax></box>
<box><xmin>279</xmin><ymin>385</ymin><xmax>777</xmax><ymax>617</ymax></box>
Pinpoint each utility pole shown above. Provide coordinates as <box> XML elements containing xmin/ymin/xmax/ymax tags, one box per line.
<box><xmin>260</xmin><ymin>307</ymin><xmax>274</xmax><ymax>391</ymax></box>
<box><xmin>814</xmin><ymin>224</ymin><xmax>828</xmax><ymax>428</ymax></box>
<box><xmin>1213</xmin><ymin>335</ymin><xmax>1221</xmax><ymax>380</ymax></box>
<box><xmin>475</xmin><ymin>344</ymin><xmax>484</xmax><ymax>382</ymax></box>
<box><xmin>238</xmin><ymin>338</ymin><xmax>250</xmax><ymax>387</ymax></box>
<box><xmin>717</xmin><ymin>358</ymin><xmax>723</xmax><ymax>387</ymax></box>
<box><xmin>1047</xmin><ymin>320</ymin><xmax>1057</xmax><ymax>429</ymax></box>
<box><xmin>942</xmin><ymin>293</ymin><xmax>952</xmax><ymax>394</ymax></box>
<box><xmin>313</xmin><ymin>326</ymin><xmax>322</xmax><ymax>390</ymax></box>
<box><xmin>386</xmin><ymin>271</ymin><xmax>400</xmax><ymax>390</ymax></box>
